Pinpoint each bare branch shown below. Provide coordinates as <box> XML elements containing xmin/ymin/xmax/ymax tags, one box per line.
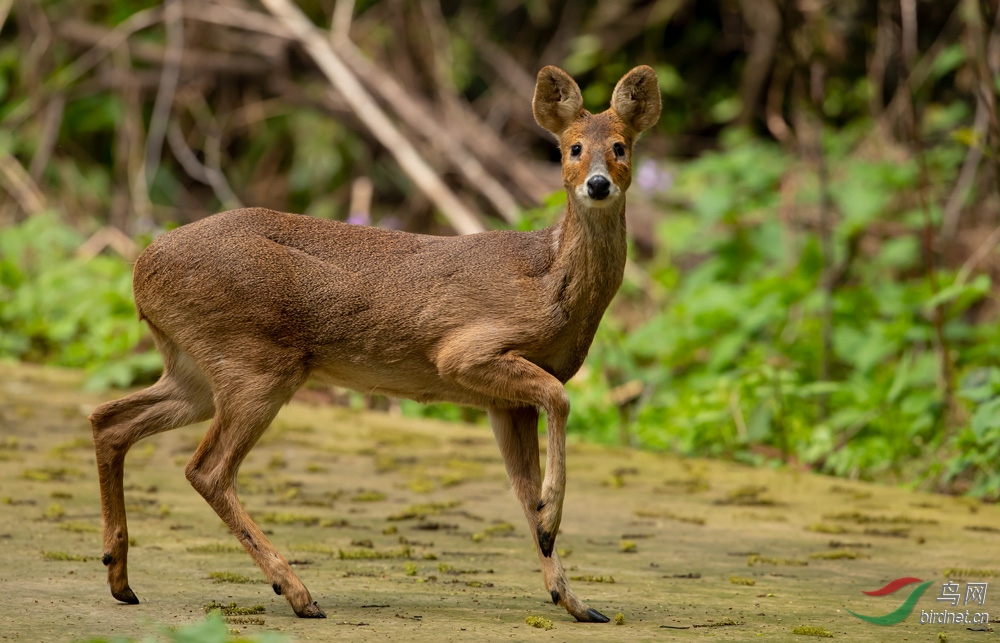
<box><xmin>56</xmin><ymin>18</ymin><xmax>275</xmax><ymax>75</ymax></box>
<box><xmin>955</xmin><ymin>223</ymin><xmax>1000</xmax><ymax>288</ymax></box>
<box><xmin>0</xmin><ymin>151</ymin><xmax>47</xmax><ymax>215</ymax></box>
<box><xmin>347</xmin><ymin>176</ymin><xmax>373</xmax><ymax>225</ymax></box>
<box><xmin>183</xmin><ymin>1</ymin><xmax>293</xmax><ymax>39</ymax></box>
<box><xmin>335</xmin><ymin>39</ymin><xmax>521</xmax><ymax>223</ymax></box>
<box><xmin>167</xmin><ymin>120</ymin><xmax>244</xmax><ymax>211</ymax></box>
<box><xmin>331</xmin><ymin>0</ymin><xmax>356</xmax><ymax>43</ymax></box>
<box><xmin>143</xmin><ymin>0</ymin><xmax>184</xmax><ymax>214</ymax></box>
<box><xmin>472</xmin><ymin>38</ymin><xmax>536</xmax><ymax>105</ymax></box>
<box><xmin>189</xmin><ymin>1</ymin><xmax>534</xmax><ymax>218</ymax></box>
<box><xmin>202</xmin><ymin>126</ymin><xmax>243</xmax><ymax>211</ymax></box>
<box><xmin>1</xmin><ymin>5</ymin><xmax>164</xmax><ymax>129</ymax></box>
<box><xmin>765</xmin><ymin>60</ymin><xmax>794</xmax><ymax>145</ymax></box>
<box><xmin>900</xmin><ymin>0</ymin><xmax>917</xmax><ymax>67</ymax></box>
<box><xmin>260</xmin><ymin>0</ymin><xmax>485</xmax><ymax>235</ymax></box>
<box><xmin>738</xmin><ymin>0</ymin><xmax>780</xmax><ymax>125</ymax></box>
<box><xmin>76</xmin><ymin>226</ymin><xmax>140</xmax><ymax>262</ymax></box>
<box><xmin>28</xmin><ymin>95</ymin><xmax>65</xmax><ymax>181</ymax></box>
<box><xmin>112</xmin><ymin>45</ymin><xmax>152</xmax><ymax>233</ymax></box>
<box><xmin>0</xmin><ymin>0</ymin><xmax>12</xmax><ymax>35</ymax></box>
<box><xmin>941</xmin><ymin>97</ymin><xmax>987</xmax><ymax>240</ymax></box>
<box><xmin>877</xmin><ymin>3</ymin><xmax>963</xmax><ymax>139</ymax></box>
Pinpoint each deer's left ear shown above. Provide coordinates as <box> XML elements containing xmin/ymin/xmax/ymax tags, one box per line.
<box><xmin>610</xmin><ymin>66</ymin><xmax>661</xmax><ymax>135</ymax></box>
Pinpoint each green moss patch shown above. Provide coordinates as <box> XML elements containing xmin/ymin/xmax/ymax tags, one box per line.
<box><xmin>187</xmin><ymin>543</ymin><xmax>244</xmax><ymax>554</ymax></box>
<box><xmin>42</xmin><ymin>550</ymin><xmax>96</xmax><ymax>562</ymax></box>
<box><xmin>943</xmin><ymin>568</ymin><xmax>1000</xmax><ymax>578</ymax></box>
<box><xmin>203</xmin><ymin>601</ymin><xmax>265</xmax><ymax>615</ymax></box>
<box><xmin>387</xmin><ymin>501</ymin><xmax>460</xmax><ymax>521</ymax></box>
<box><xmin>824</xmin><ymin>511</ymin><xmax>937</xmax><ymax>525</ymax></box>
<box><xmin>810</xmin><ymin>550</ymin><xmax>869</xmax><ymax>560</ymax></box>
<box><xmin>634</xmin><ymin>509</ymin><xmax>705</xmax><ymax>525</ymax></box>
<box><xmin>792</xmin><ymin>625</ymin><xmax>834</xmax><ymax>637</ymax></box>
<box><xmin>255</xmin><ymin>512</ymin><xmax>321</xmax><ymax>526</ymax></box>
<box><xmin>525</xmin><ymin>615</ymin><xmax>553</xmax><ymax>630</ymax></box>
<box><xmin>338</xmin><ymin>546</ymin><xmax>412</xmax><ymax>560</ymax></box>
<box><xmin>22</xmin><ymin>467</ymin><xmax>82</xmax><ymax>482</ymax></box>
<box><xmin>208</xmin><ymin>571</ymin><xmax>263</xmax><ymax>584</ymax></box>
<box><xmin>747</xmin><ymin>555</ymin><xmax>807</xmax><ymax>566</ymax></box>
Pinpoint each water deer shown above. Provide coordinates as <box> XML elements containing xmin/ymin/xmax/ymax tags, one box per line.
<box><xmin>90</xmin><ymin>64</ymin><xmax>660</xmax><ymax>622</ymax></box>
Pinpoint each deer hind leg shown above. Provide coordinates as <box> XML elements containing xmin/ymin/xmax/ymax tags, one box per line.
<box><xmin>90</xmin><ymin>331</ymin><xmax>215</xmax><ymax>605</ymax></box>
<box><xmin>183</xmin><ymin>363</ymin><xmax>324</xmax><ymax>618</ymax></box>
<box><xmin>489</xmin><ymin>407</ymin><xmax>609</xmax><ymax>623</ymax></box>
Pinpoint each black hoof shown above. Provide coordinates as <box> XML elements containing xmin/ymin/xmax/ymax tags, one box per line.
<box><xmin>550</xmin><ymin>590</ymin><xmax>560</xmax><ymax>605</ymax></box>
<box><xmin>296</xmin><ymin>602</ymin><xmax>326</xmax><ymax>618</ymax></box>
<box><xmin>272</xmin><ymin>582</ymin><xmax>282</xmax><ymax>596</ymax></box>
<box><xmin>582</xmin><ymin>608</ymin><xmax>610</xmax><ymax>623</ymax></box>
<box><xmin>537</xmin><ymin>527</ymin><xmax>555</xmax><ymax>558</ymax></box>
<box><xmin>113</xmin><ymin>586</ymin><xmax>140</xmax><ymax>605</ymax></box>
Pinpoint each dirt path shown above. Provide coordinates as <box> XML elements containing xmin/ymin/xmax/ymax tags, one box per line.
<box><xmin>1</xmin><ymin>361</ymin><xmax>997</xmax><ymax>642</ymax></box>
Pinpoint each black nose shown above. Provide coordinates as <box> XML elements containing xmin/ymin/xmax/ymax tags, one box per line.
<box><xmin>586</xmin><ymin>175</ymin><xmax>611</xmax><ymax>200</ymax></box>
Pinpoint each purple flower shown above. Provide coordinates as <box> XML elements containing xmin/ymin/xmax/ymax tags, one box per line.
<box><xmin>346</xmin><ymin>210</ymin><xmax>370</xmax><ymax>226</ymax></box>
<box><xmin>635</xmin><ymin>158</ymin><xmax>673</xmax><ymax>194</ymax></box>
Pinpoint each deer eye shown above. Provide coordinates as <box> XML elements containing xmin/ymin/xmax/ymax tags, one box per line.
<box><xmin>613</xmin><ymin>142</ymin><xmax>626</xmax><ymax>158</ymax></box>
<box><xmin>569</xmin><ymin>144</ymin><xmax>582</xmax><ymax>157</ymax></box>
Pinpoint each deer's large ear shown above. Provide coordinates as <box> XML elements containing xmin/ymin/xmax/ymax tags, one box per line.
<box><xmin>610</xmin><ymin>66</ymin><xmax>661</xmax><ymax>135</ymax></box>
<box><xmin>532</xmin><ymin>66</ymin><xmax>584</xmax><ymax>137</ymax></box>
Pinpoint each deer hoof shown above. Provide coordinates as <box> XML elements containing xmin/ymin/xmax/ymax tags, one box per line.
<box><xmin>537</xmin><ymin>526</ymin><xmax>555</xmax><ymax>558</ymax></box>
<box><xmin>580</xmin><ymin>608</ymin><xmax>610</xmax><ymax>623</ymax></box>
<box><xmin>295</xmin><ymin>601</ymin><xmax>326</xmax><ymax>618</ymax></box>
<box><xmin>112</xmin><ymin>586</ymin><xmax>140</xmax><ymax>605</ymax></box>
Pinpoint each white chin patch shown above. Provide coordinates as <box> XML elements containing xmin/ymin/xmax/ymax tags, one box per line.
<box><xmin>574</xmin><ymin>183</ymin><xmax>622</xmax><ymax>209</ymax></box>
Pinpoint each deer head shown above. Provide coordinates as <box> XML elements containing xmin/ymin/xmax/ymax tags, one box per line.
<box><xmin>532</xmin><ymin>65</ymin><xmax>661</xmax><ymax>211</ymax></box>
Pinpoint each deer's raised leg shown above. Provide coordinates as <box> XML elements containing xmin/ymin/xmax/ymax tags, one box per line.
<box><xmin>183</xmin><ymin>363</ymin><xmax>324</xmax><ymax>618</ymax></box>
<box><xmin>91</xmin><ymin>335</ymin><xmax>215</xmax><ymax>605</ymax></box>
<box><xmin>489</xmin><ymin>407</ymin><xmax>609</xmax><ymax>623</ymax></box>
<box><xmin>438</xmin><ymin>344</ymin><xmax>569</xmax><ymax>554</ymax></box>
<box><xmin>438</xmin><ymin>337</ymin><xmax>591</xmax><ymax>619</ymax></box>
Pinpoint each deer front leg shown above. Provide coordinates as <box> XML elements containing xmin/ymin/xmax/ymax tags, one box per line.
<box><xmin>489</xmin><ymin>407</ymin><xmax>609</xmax><ymax>623</ymax></box>
<box><xmin>439</xmin><ymin>343</ymin><xmax>570</xmax><ymax>555</ymax></box>
<box><xmin>537</xmin><ymin>400</ymin><xmax>567</xmax><ymax>558</ymax></box>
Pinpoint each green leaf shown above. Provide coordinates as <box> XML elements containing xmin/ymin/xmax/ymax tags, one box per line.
<box><xmin>971</xmin><ymin>398</ymin><xmax>1000</xmax><ymax>440</ymax></box>
<box><xmin>923</xmin><ymin>275</ymin><xmax>990</xmax><ymax>313</ymax></box>
<box><xmin>166</xmin><ymin>613</ymin><xmax>230</xmax><ymax>643</ymax></box>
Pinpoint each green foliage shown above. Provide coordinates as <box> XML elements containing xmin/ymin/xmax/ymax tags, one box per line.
<box><xmin>0</xmin><ymin>213</ymin><xmax>160</xmax><ymax>388</ymax></box>
<box><xmin>1</xmin><ymin>124</ymin><xmax>996</xmax><ymax>496</ymax></box>
<box><xmin>564</xmin><ymin>127</ymin><xmax>997</xmax><ymax>496</ymax></box>
<box><xmin>948</xmin><ymin>368</ymin><xmax>1000</xmax><ymax>498</ymax></box>
<box><xmin>0</xmin><ymin>0</ymin><xmax>996</xmax><ymax>500</ymax></box>
<box><xmin>75</xmin><ymin>612</ymin><xmax>286</xmax><ymax>642</ymax></box>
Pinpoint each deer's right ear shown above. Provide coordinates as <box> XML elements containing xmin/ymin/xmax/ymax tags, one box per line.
<box><xmin>611</xmin><ymin>66</ymin><xmax>661</xmax><ymax>135</ymax></box>
<box><xmin>532</xmin><ymin>66</ymin><xmax>584</xmax><ymax>137</ymax></box>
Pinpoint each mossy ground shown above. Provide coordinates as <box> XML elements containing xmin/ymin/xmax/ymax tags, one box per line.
<box><xmin>0</xmin><ymin>360</ymin><xmax>997</xmax><ymax>641</ymax></box>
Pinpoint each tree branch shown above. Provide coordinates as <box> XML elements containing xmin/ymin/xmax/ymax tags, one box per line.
<box><xmin>260</xmin><ymin>0</ymin><xmax>485</xmax><ymax>235</ymax></box>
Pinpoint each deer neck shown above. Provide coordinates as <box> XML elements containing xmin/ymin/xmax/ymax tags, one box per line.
<box><xmin>549</xmin><ymin>195</ymin><xmax>628</xmax><ymax>325</ymax></box>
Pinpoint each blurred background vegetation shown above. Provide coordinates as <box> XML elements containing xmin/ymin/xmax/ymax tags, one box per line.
<box><xmin>2</xmin><ymin>0</ymin><xmax>1000</xmax><ymax>498</ymax></box>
